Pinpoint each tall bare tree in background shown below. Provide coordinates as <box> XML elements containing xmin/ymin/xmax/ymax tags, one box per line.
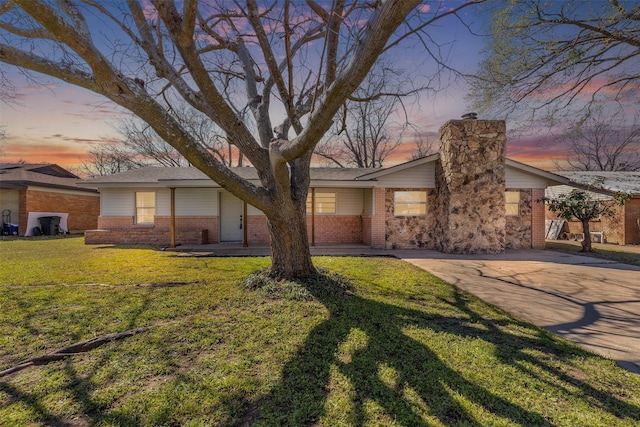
<box><xmin>0</xmin><ymin>0</ymin><xmax>482</xmax><ymax>278</ymax></box>
<box><xmin>79</xmin><ymin>142</ymin><xmax>143</xmax><ymax>177</ymax></box>
<box><xmin>470</xmin><ymin>0</ymin><xmax>640</xmax><ymax>122</ymax></box>
<box><xmin>314</xmin><ymin>65</ymin><xmax>421</xmax><ymax>168</ymax></box>
<box><xmin>558</xmin><ymin>108</ymin><xmax>640</xmax><ymax>171</ymax></box>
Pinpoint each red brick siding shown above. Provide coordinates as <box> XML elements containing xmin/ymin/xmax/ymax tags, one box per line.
<box><xmin>362</xmin><ymin>216</ymin><xmax>372</xmax><ymax>245</ymax></box>
<box><xmin>370</xmin><ymin>188</ymin><xmax>386</xmax><ymax>248</ymax></box>
<box><xmin>247</xmin><ymin>215</ymin><xmax>269</xmax><ymax>244</ymax></box>
<box><xmin>18</xmin><ymin>190</ymin><xmax>27</xmax><ymax>235</ymax></box>
<box><xmin>20</xmin><ymin>188</ymin><xmax>99</xmax><ymax>234</ymax></box>
<box><xmin>90</xmin><ymin>215</ymin><xmax>218</xmax><ymax>245</ymax></box>
<box><xmin>98</xmin><ymin>216</ymin><xmax>135</xmax><ymax>229</ymax></box>
<box><xmin>624</xmin><ymin>198</ymin><xmax>640</xmax><ymax>245</ymax></box>
<box><xmin>531</xmin><ymin>189</ymin><xmax>546</xmax><ymax>249</ymax></box>
<box><xmin>310</xmin><ymin>215</ymin><xmax>363</xmax><ymax>243</ymax></box>
<box><xmin>545</xmin><ymin>201</ymin><xmax>629</xmax><ymax>244</ymax></box>
<box><xmin>155</xmin><ymin>216</ymin><xmax>218</xmax><ymax>243</ymax></box>
<box><xmin>85</xmin><ymin>229</ymin><xmax>208</xmax><ymax>245</ymax></box>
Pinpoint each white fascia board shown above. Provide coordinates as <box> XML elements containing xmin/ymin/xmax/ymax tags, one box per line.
<box><xmin>355</xmin><ymin>154</ymin><xmax>439</xmax><ymax>180</ymax></box>
<box><xmin>309</xmin><ymin>180</ymin><xmax>378</xmax><ymax>188</ymax></box>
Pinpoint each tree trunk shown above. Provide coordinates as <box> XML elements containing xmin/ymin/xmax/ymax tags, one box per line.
<box><xmin>581</xmin><ymin>219</ymin><xmax>592</xmax><ymax>252</ymax></box>
<box><xmin>265</xmin><ymin>203</ymin><xmax>315</xmax><ymax>279</ymax></box>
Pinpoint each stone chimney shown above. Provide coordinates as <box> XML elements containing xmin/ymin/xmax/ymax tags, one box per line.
<box><xmin>433</xmin><ymin>118</ymin><xmax>507</xmax><ymax>254</ymax></box>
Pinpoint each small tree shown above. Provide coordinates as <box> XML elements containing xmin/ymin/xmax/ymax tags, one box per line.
<box><xmin>541</xmin><ymin>189</ymin><xmax>630</xmax><ymax>252</ymax></box>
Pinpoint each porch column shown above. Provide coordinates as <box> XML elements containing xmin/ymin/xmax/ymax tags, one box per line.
<box><xmin>243</xmin><ymin>201</ymin><xmax>248</xmax><ymax>247</ymax></box>
<box><xmin>170</xmin><ymin>187</ymin><xmax>176</xmax><ymax>248</ymax></box>
<box><xmin>370</xmin><ymin>187</ymin><xmax>386</xmax><ymax>249</ymax></box>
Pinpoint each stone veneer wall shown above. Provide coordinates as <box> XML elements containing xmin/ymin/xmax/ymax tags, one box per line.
<box><xmin>433</xmin><ymin>119</ymin><xmax>507</xmax><ymax>254</ymax></box>
<box><xmin>505</xmin><ymin>189</ymin><xmax>532</xmax><ymax>249</ymax></box>
<box><xmin>385</xmin><ymin>188</ymin><xmax>437</xmax><ymax>249</ymax></box>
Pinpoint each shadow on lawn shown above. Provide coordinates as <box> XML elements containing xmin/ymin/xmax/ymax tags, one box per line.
<box><xmin>2</xmin><ymin>272</ymin><xmax>640</xmax><ymax>426</ymax></box>
<box><xmin>0</xmin><ymin>287</ymin><xmax>156</xmax><ymax>427</ymax></box>
<box><xmin>250</xmin><ymin>273</ymin><xmax>640</xmax><ymax>426</ymax></box>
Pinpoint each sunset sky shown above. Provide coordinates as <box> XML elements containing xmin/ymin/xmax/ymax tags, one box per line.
<box><xmin>0</xmin><ymin>1</ymin><xmax>625</xmax><ymax>173</ymax></box>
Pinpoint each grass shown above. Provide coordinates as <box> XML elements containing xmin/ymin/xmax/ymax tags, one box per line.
<box><xmin>547</xmin><ymin>241</ymin><xmax>640</xmax><ymax>266</ymax></box>
<box><xmin>1</xmin><ymin>236</ymin><xmax>639</xmax><ymax>426</ymax></box>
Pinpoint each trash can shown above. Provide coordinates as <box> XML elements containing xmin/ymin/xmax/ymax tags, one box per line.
<box><xmin>38</xmin><ymin>216</ymin><xmax>61</xmax><ymax>236</ymax></box>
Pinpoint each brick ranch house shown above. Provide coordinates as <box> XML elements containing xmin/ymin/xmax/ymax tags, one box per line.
<box><xmin>0</xmin><ymin>163</ymin><xmax>100</xmax><ymax>235</ymax></box>
<box><xmin>80</xmin><ymin>119</ymin><xmax>571</xmax><ymax>253</ymax></box>
<box><xmin>546</xmin><ymin>171</ymin><xmax>640</xmax><ymax>245</ymax></box>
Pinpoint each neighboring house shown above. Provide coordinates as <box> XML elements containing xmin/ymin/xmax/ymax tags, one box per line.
<box><xmin>0</xmin><ymin>163</ymin><xmax>100</xmax><ymax>235</ymax></box>
<box><xmin>80</xmin><ymin>119</ymin><xmax>571</xmax><ymax>253</ymax></box>
<box><xmin>545</xmin><ymin>171</ymin><xmax>640</xmax><ymax>245</ymax></box>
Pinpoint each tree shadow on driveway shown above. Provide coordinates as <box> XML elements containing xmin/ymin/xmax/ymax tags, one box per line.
<box><xmin>252</xmin><ymin>273</ymin><xmax>640</xmax><ymax>426</ymax></box>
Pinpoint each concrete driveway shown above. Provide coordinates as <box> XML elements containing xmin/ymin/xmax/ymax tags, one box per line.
<box><xmin>397</xmin><ymin>249</ymin><xmax>640</xmax><ymax>373</ymax></box>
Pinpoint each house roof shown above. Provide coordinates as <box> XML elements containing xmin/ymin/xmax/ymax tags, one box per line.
<box><xmin>556</xmin><ymin>171</ymin><xmax>640</xmax><ymax>196</ymax></box>
<box><xmin>355</xmin><ymin>154</ymin><xmax>570</xmax><ymax>186</ymax></box>
<box><xmin>0</xmin><ymin>163</ymin><xmax>97</xmax><ymax>193</ymax></box>
<box><xmin>79</xmin><ymin>166</ymin><xmax>377</xmax><ymax>187</ymax></box>
<box><xmin>78</xmin><ymin>156</ymin><xmax>572</xmax><ymax>189</ymax></box>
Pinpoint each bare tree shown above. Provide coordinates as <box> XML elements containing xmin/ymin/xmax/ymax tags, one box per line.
<box><xmin>0</xmin><ymin>125</ymin><xmax>6</xmax><ymax>159</ymax></box>
<box><xmin>470</xmin><ymin>0</ymin><xmax>640</xmax><ymax>121</ymax></box>
<box><xmin>559</xmin><ymin>109</ymin><xmax>640</xmax><ymax>171</ymax></box>
<box><xmin>411</xmin><ymin>133</ymin><xmax>437</xmax><ymax>160</ymax></box>
<box><xmin>79</xmin><ymin>142</ymin><xmax>144</xmax><ymax>178</ymax></box>
<box><xmin>314</xmin><ymin>65</ymin><xmax>421</xmax><ymax>168</ymax></box>
<box><xmin>0</xmin><ymin>0</ymin><xmax>481</xmax><ymax>278</ymax></box>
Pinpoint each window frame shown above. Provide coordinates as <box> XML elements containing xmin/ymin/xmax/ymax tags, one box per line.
<box><xmin>306</xmin><ymin>191</ymin><xmax>337</xmax><ymax>215</ymax></box>
<box><xmin>505</xmin><ymin>191</ymin><xmax>520</xmax><ymax>216</ymax></box>
<box><xmin>135</xmin><ymin>191</ymin><xmax>156</xmax><ymax>224</ymax></box>
<box><xmin>393</xmin><ymin>191</ymin><xmax>427</xmax><ymax>216</ymax></box>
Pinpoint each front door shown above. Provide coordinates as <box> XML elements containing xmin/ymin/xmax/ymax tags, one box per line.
<box><xmin>219</xmin><ymin>192</ymin><xmax>244</xmax><ymax>242</ymax></box>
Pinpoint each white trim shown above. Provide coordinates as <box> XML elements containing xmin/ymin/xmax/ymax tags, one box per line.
<box><xmin>355</xmin><ymin>154</ymin><xmax>439</xmax><ymax>180</ymax></box>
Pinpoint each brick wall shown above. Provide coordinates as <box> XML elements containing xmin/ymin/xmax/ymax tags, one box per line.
<box><xmin>247</xmin><ymin>214</ymin><xmax>365</xmax><ymax>245</ymax></box>
<box><xmin>311</xmin><ymin>215</ymin><xmax>363</xmax><ymax>244</ymax></box>
<box><xmin>155</xmin><ymin>216</ymin><xmax>218</xmax><ymax>243</ymax></box>
<box><xmin>545</xmin><ymin>201</ymin><xmax>629</xmax><ymax>244</ymax></box>
<box><xmin>91</xmin><ymin>215</ymin><xmax>218</xmax><ymax>245</ymax></box>
<box><xmin>98</xmin><ymin>216</ymin><xmax>134</xmax><ymax>229</ymax></box>
<box><xmin>21</xmin><ymin>188</ymin><xmax>99</xmax><ymax>234</ymax></box>
<box><xmin>247</xmin><ymin>215</ymin><xmax>269</xmax><ymax>244</ymax></box>
<box><xmin>85</xmin><ymin>229</ymin><xmax>208</xmax><ymax>246</ymax></box>
<box><xmin>370</xmin><ymin>187</ymin><xmax>386</xmax><ymax>248</ymax></box>
<box><xmin>624</xmin><ymin>198</ymin><xmax>640</xmax><ymax>245</ymax></box>
<box><xmin>531</xmin><ymin>189</ymin><xmax>546</xmax><ymax>248</ymax></box>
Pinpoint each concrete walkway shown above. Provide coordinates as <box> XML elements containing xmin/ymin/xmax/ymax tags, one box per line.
<box><xmin>397</xmin><ymin>249</ymin><xmax>640</xmax><ymax>373</ymax></box>
<box><xmin>172</xmin><ymin>243</ymin><xmax>640</xmax><ymax>373</ymax></box>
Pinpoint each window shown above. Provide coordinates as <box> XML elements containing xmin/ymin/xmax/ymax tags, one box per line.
<box><xmin>136</xmin><ymin>192</ymin><xmax>156</xmax><ymax>224</ymax></box>
<box><xmin>394</xmin><ymin>191</ymin><xmax>427</xmax><ymax>216</ymax></box>
<box><xmin>505</xmin><ymin>191</ymin><xmax>520</xmax><ymax>216</ymax></box>
<box><xmin>306</xmin><ymin>192</ymin><xmax>336</xmax><ymax>214</ymax></box>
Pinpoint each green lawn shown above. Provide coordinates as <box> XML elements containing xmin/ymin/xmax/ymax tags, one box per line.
<box><xmin>1</xmin><ymin>237</ymin><xmax>639</xmax><ymax>426</ymax></box>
